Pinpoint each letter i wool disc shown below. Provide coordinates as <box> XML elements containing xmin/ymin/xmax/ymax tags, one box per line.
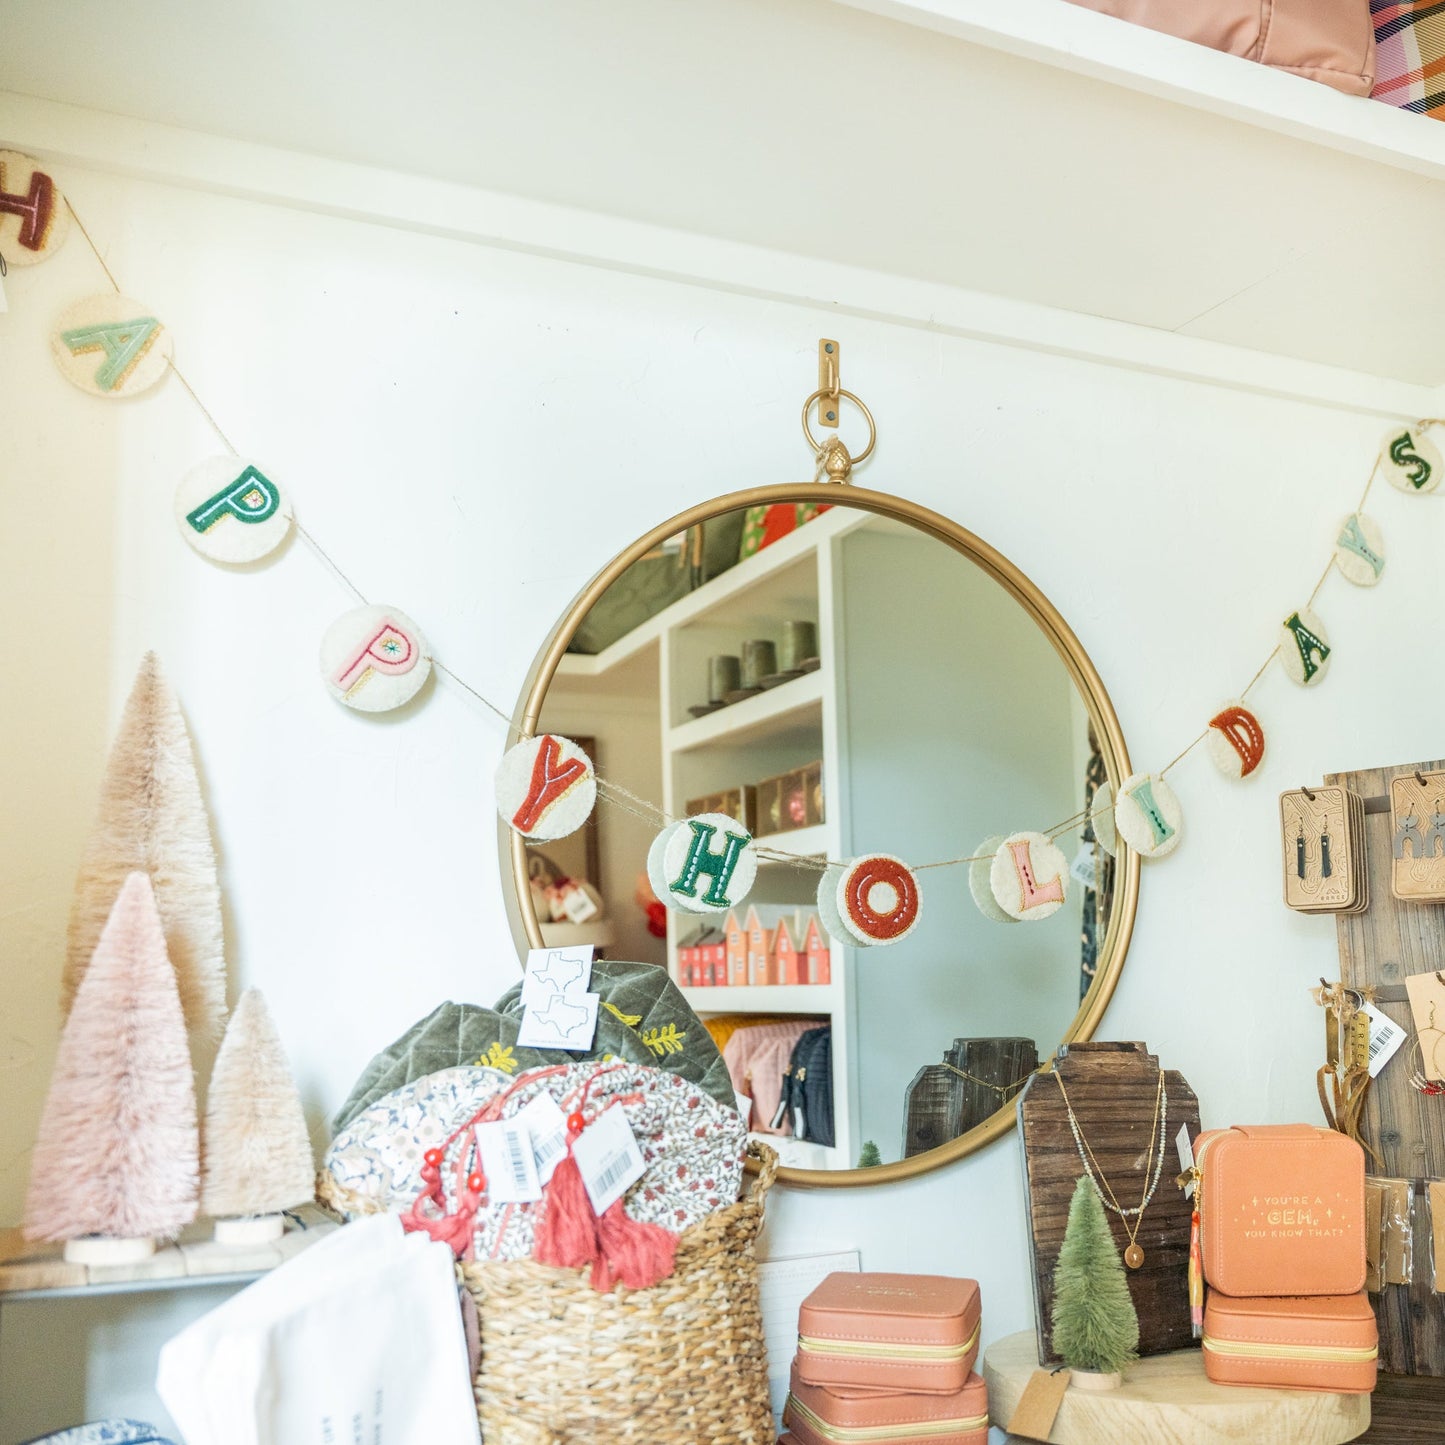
<box><xmin>1332</xmin><ymin>512</ymin><xmax>1385</xmax><ymax>588</ymax></box>
<box><xmin>829</xmin><ymin>854</ymin><xmax>921</xmax><ymax>946</ymax></box>
<box><xmin>51</xmin><ymin>295</ymin><xmax>172</xmax><ymax>398</ymax></box>
<box><xmin>319</xmin><ymin>604</ymin><xmax>430</xmax><ymax>712</ymax></box>
<box><xmin>969</xmin><ymin>835</ymin><xmax>1017</xmax><ymax>924</ymax></box>
<box><xmin>649</xmin><ymin>813</ymin><xmax>756</xmax><ymax>914</ymax></box>
<box><xmin>1113</xmin><ymin>773</ymin><xmax>1183</xmax><ymax>859</ymax></box>
<box><xmin>0</xmin><ymin>151</ymin><xmax>70</xmax><ymax>264</ymax></box>
<box><xmin>495</xmin><ymin>734</ymin><xmax>597</xmax><ymax>842</ymax></box>
<box><xmin>990</xmin><ymin>833</ymin><xmax>1069</xmax><ymax>922</ymax></box>
<box><xmin>175</xmin><ymin>457</ymin><xmax>293</xmax><ymax>563</ymax></box>
<box><xmin>1090</xmin><ymin>782</ymin><xmax>1118</xmax><ymax>858</ymax></box>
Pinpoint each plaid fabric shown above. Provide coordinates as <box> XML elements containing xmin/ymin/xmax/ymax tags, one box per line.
<box><xmin>1372</xmin><ymin>1</ymin><xmax>1445</xmax><ymax>115</ymax></box>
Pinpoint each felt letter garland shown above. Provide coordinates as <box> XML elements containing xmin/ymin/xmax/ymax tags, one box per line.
<box><xmin>989</xmin><ymin>833</ymin><xmax>1068</xmax><ymax>921</ymax></box>
<box><xmin>0</xmin><ymin>151</ymin><xmax>69</xmax><ymax>264</ymax></box>
<box><xmin>52</xmin><ymin>296</ymin><xmax>171</xmax><ymax>397</ymax></box>
<box><xmin>495</xmin><ymin>735</ymin><xmax>597</xmax><ymax>842</ymax></box>
<box><xmin>649</xmin><ymin>814</ymin><xmax>757</xmax><ymax>914</ymax></box>
<box><xmin>1113</xmin><ymin>773</ymin><xmax>1183</xmax><ymax>860</ymax></box>
<box><xmin>1207</xmin><ymin>702</ymin><xmax>1265</xmax><ymax>780</ymax></box>
<box><xmin>1278</xmin><ymin>608</ymin><xmax>1332</xmax><ymax>687</ymax></box>
<box><xmin>176</xmin><ymin>457</ymin><xmax>292</xmax><ymax>563</ymax></box>
<box><xmin>1382</xmin><ymin>426</ymin><xmax>1441</xmax><ymax>496</ymax></box>
<box><xmin>320</xmin><ymin>605</ymin><xmax>430</xmax><ymax>712</ymax></box>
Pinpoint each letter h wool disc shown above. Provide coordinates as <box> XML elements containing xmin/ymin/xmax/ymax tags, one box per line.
<box><xmin>647</xmin><ymin>813</ymin><xmax>757</xmax><ymax>914</ymax></box>
<box><xmin>495</xmin><ymin>734</ymin><xmax>597</xmax><ymax>842</ymax></box>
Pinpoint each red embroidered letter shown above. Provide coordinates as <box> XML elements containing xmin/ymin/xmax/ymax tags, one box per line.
<box><xmin>1208</xmin><ymin>705</ymin><xmax>1265</xmax><ymax>777</ymax></box>
<box><xmin>512</xmin><ymin>735</ymin><xmax>587</xmax><ymax>833</ymax></box>
<box><xmin>0</xmin><ymin>164</ymin><xmax>55</xmax><ymax>251</ymax></box>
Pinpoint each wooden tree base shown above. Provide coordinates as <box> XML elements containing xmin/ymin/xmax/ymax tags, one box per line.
<box><xmin>213</xmin><ymin>1213</ymin><xmax>286</xmax><ymax>1245</ymax></box>
<box><xmin>63</xmin><ymin>1235</ymin><xmax>157</xmax><ymax>1266</ymax></box>
<box><xmin>986</xmin><ymin>1331</ymin><xmax>1370</xmax><ymax>1444</ymax></box>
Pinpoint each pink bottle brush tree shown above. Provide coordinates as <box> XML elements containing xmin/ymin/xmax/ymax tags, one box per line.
<box><xmin>202</xmin><ymin>989</ymin><xmax>315</xmax><ymax>1243</ymax></box>
<box><xmin>26</xmin><ymin>872</ymin><xmax>199</xmax><ymax>1262</ymax></box>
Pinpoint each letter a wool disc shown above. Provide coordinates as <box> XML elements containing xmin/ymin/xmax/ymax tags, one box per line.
<box><xmin>969</xmin><ymin>835</ymin><xmax>1017</xmax><ymax>924</ymax></box>
<box><xmin>0</xmin><ymin>151</ymin><xmax>70</xmax><ymax>264</ymax></box>
<box><xmin>494</xmin><ymin>734</ymin><xmax>597</xmax><ymax>842</ymax></box>
<box><xmin>652</xmin><ymin>813</ymin><xmax>757</xmax><ymax>914</ymax></box>
<box><xmin>51</xmin><ymin>294</ymin><xmax>172</xmax><ymax>397</ymax></box>
<box><xmin>319</xmin><ymin>604</ymin><xmax>430</xmax><ymax>713</ymax></box>
<box><xmin>1278</xmin><ymin>607</ymin><xmax>1332</xmax><ymax>688</ymax></box>
<box><xmin>1090</xmin><ymin>782</ymin><xmax>1118</xmax><ymax>858</ymax></box>
<box><xmin>1114</xmin><ymin>772</ymin><xmax>1183</xmax><ymax>859</ymax></box>
<box><xmin>990</xmin><ymin>833</ymin><xmax>1069</xmax><ymax>921</ymax></box>
<box><xmin>1207</xmin><ymin>701</ymin><xmax>1265</xmax><ymax>780</ymax></box>
<box><xmin>175</xmin><ymin>456</ymin><xmax>293</xmax><ymax>563</ymax></box>
<box><xmin>1380</xmin><ymin>425</ymin><xmax>1442</xmax><ymax>496</ymax></box>
<box><xmin>832</xmin><ymin>854</ymin><xmax>921</xmax><ymax>946</ymax></box>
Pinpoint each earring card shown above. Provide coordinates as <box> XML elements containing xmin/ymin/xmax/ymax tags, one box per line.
<box><xmin>1404</xmin><ymin>971</ymin><xmax>1445</xmax><ymax>1083</ymax></box>
<box><xmin>1280</xmin><ymin>786</ymin><xmax>1366</xmax><ymax>913</ymax></box>
<box><xmin>1390</xmin><ymin>771</ymin><xmax>1445</xmax><ymax>902</ymax></box>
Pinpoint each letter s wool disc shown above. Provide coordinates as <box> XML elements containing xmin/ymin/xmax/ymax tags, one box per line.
<box><xmin>175</xmin><ymin>456</ymin><xmax>293</xmax><ymax>563</ymax></box>
<box><xmin>990</xmin><ymin>833</ymin><xmax>1069</xmax><ymax>921</ymax></box>
<box><xmin>655</xmin><ymin>813</ymin><xmax>756</xmax><ymax>914</ymax></box>
<box><xmin>1114</xmin><ymin>772</ymin><xmax>1183</xmax><ymax>859</ymax></box>
<box><xmin>319</xmin><ymin>604</ymin><xmax>430</xmax><ymax>713</ymax></box>
<box><xmin>495</xmin><ymin>734</ymin><xmax>596</xmax><ymax>841</ymax></box>
<box><xmin>832</xmin><ymin>854</ymin><xmax>921</xmax><ymax>946</ymax></box>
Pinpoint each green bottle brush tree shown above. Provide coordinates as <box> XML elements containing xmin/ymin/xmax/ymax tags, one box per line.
<box><xmin>1050</xmin><ymin>1175</ymin><xmax>1140</xmax><ymax>1388</ymax></box>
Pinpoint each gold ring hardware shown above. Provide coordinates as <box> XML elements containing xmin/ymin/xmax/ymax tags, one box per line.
<box><xmin>801</xmin><ymin>388</ymin><xmax>877</xmax><ymax>481</ymax></box>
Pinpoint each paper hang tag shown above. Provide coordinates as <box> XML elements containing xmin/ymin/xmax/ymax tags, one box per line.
<box><xmin>1362</xmin><ymin>1002</ymin><xmax>1408</xmax><ymax>1078</ymax></box>
<box><xmin>1006</xmin><ymin>1367</ymin><xmax>1071</xmax><ymax>1441</ymax></box>
<box><xmin>1176</xmin><ymin>1123</ymin><xmax>1196</xmax><ymax>1195</ymax></box>
<box><xmin>572</xmin><ymin>1104</ymin><xmax>646</xmax><ymax>1215</ymax></box>
<box><xmin>517</xmin><ymin>990</ymin><xmax>599</xmax><ymax>1051</ymax></box>
<box><xmin>511</xmin><ymin>1093</ymin><xmax>570</xmax><ymax>1185</ymax></box>
<box><xmin>562</xmin><ymin>886</ymin><xmax>599</xmax><ymax>924</ymax></box>
<box><xmin>474</xmin><ymin>1120</ymin><xmax>542</xmax><ymax>1204</ymax></box>
<box><xmin>1069</xmin><ymin>843</ymin><xmax>1099</xmax><ymax>888</ymax></box>
<box><xmin>521</xmin><ymin>946</ymin><xmax>594</xmax><ymax>1008</ymax></box>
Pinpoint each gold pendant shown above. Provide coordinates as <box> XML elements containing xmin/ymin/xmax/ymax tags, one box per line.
<box><xmin>1124</xmin><ymin>1243</ymin><xmax>1144</xmax><ymax>1270</ymax></box>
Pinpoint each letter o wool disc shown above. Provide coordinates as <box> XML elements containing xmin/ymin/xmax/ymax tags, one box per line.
<box><xmin>649</xmin><ymin>814</ymin><xmax>756</xmax><ymax>914</ymax></box>
<box><xmin>1114</xmin><ymin>773</ymin><xmax>1183</xmax><ymax>859</ymax></box>
<box><xmin>1207</xmin><ymin>701</ymin><xmax>1265</xmax><ymax>780</ymax></box>
<box><xmin>969</xmin><ymin>835</ymin><xmax>1017</xmax><ymax>924</ymax></box>
<box><xmin>51</xmin><ymin>294</ymin><xmax>172</xmax><ymax>397</ymax></box>
<box><xmin>494</xmin><ymin>734</ymin><xmax>596</xmax><ymax>842</ymax></box>
<box><xmin>990</xmin><ymin>833</ymin><xmax>1069</xmax><ymax>921</ymax></box>
<box><xmin>175</xmin><ymin>457</ymin><xmax>293</xmax><ymax>563</ymax></box>
<box><xmin>1090</xmin><ymin>782</ymin><xmax>1118</xmax><ymax>858</ymax></box>
<box><xmin>319</xmin><ymin>604</ymin><xmax>430</xmax><ymax>713</ymax></box>
<box><xmin>1333</xmin><ymin>512</ymin><xmax>1385</xmax><ymax>588</ymax></box>
<box><xmin>1278</xmin><ymin>607</ymin><xmax>1332</xmax><ymax>688</ymax></box>
<box><xmin>833</xmin><ymin>854</ymin><xmax>921</xmax><ymax>946</ymax></box>
<box><xmin>0</xmin><ymin>151</ymin><xmax>70</xmax><ymax>264</ymax></box>
<box><xmin>1380</xmin><ymin>425</ymin><xmax>1442</xmax><ymax>496</ymax></box>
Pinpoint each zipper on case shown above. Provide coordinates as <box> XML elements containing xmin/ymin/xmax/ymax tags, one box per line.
<box><xmin>797</xmin><ymin>1319</ymin><xmax>980</xmax><ymax>1362</ymax></box>
<box><xmin>1201</xmin><ymin>1335</ymin><xmax>1378</xmax><ymax>1364</ymax></box>
<box><xmin>785</xmin><ymin>1395</ymin><xmax>989</xmax><ymax>1442</ymax></box>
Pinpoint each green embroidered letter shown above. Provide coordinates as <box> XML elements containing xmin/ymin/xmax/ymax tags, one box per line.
<box><xmin>1126</xmin><ymin>779</ymin><xmax>1174</xmax><ymax>848</ymax></box>
<box><xmin>670</xmin><ymin>820</ymin><xmax>750</xmax><ymax>908</ymax></box>
<box><xmin>1336</xmin><ymin>515</ymin><xmax>1383</xmax><ymax>578</ymax></box>
<box><xmin>186</xmin><ymin>465</ymin><xmax>281</xmax><ymax>533</ymax></box>
<box><xmin>60</xmin><ymin>316</ymin><xmax>160</xmax><ymax>392</ymax></box>
<box><xmin>1389</xmin><ymin>431</ymin><xmax>1432</xmax><ymax>491</ymax></box>
<box><xmin>1283</xmin><ymin>611</ymin><xmax>1330</xmax><ymax>683</ymax></box>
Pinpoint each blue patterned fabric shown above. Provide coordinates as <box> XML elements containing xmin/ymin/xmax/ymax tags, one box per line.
<box><xmin>19</xmin><ymin>1421</ymin><xmax>175</xmax><ymax>1445</ymax></box>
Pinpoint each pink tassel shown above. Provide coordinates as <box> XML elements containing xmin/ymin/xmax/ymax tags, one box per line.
<box><xmin>532</xmin><ymin>1152</ymin><xmax>601</xmax><ymax>1270</ymax></box>
<box><xmin>595</xmin><ymin>1200</ymin><xmax>678</xmax><ymax>1290</ymax></box>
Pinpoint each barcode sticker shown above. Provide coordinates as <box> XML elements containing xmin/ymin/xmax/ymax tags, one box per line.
<box><xmin>474</xmin><ymin>1120</ymin><xmax>542</xmax><ymax>1203</ymax></box>
<box><xmin>1176</xmin><ymin>1124</ymin><xmax>1195</xmax><ymax>1196</ymax></box>
<box><xmin>572</xmin><ymin>1104</ymin><xmax>646</xmax><ymax>1215</ymax></box>
<box><xmin>1070</xmin><ymin>843</ymin><xmax>1099</xmax><ymax>888</ymax></box>
<box><xmin>514</xmin><ymin>1093</ymin><xmax>569</xmax><ymax>1185</ymax></box>
<box><xmin>1362</xmin><ymin>1002</ymin><xmax>1408</xmax><ymax>1078</ymax></box>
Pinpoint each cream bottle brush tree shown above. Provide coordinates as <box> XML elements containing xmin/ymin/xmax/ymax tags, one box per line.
<box><xmin>202</xmin><ymin>988</ymin><xmax>316</xmax><ymax>1243</ymax></box>
<box><xmin>64</xmin><ymin>651</ymin><xmax>225</xmax><ymax>1043</ymax></box>
<box><xmin>25</xmin><ymin>872</ymin><xmax>199</xmax><ymax>1263</ymax></box>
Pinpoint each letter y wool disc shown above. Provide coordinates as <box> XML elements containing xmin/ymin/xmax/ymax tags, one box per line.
<box><xmin>495</xmin><ymin>734</ymin><xmax>597</xmax><ymax>841</ymax></box>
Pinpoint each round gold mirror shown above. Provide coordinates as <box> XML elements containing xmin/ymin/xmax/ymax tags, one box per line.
<box><xmin>502</xmin><ymin>482</ymin><xmax>1139</xmax><ymax>1187</ymax></box>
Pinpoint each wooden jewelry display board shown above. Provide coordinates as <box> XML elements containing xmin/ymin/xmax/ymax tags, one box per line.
<box><xmin>1327</xmin><ymin>756</ymin><xmax>1445</xmax><ymax>1377</ymax></box>
<box><xmin>1019</xmin><ymin>1042</ymin><xmax>1200</xmax><ymax>1363</ymax></box>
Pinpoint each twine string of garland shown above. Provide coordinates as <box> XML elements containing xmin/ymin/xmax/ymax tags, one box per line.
<box><xmin>56</xmin><ymin>198</ymin><xmax>1439</xmax><ymax>880</ymax></box>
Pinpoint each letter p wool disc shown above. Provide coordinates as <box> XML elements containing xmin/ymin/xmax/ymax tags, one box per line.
<box><xmin>495</xmin><ymin>734</ymin><xmax>597</xmax><ymax>842</ymax></box>
<box><xmin>175</xmin><ymin>456</ymin><xmax>292</xmax><ymax>563</ymax></box>
<box><xmin>319</xmin><ymin>605</ymin><xmax>430</xmax><ymax>713</ymax></box>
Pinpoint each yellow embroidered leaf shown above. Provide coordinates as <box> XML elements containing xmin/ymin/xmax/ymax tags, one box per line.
<box><xmin>602</xmin><ymin>1001</ymin><xmax>643</xmax><ymax>1027</ymax></box>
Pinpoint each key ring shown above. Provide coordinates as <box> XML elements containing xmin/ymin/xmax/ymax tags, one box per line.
<box><xmin>801</xmin><ymin>387</ymin><xmax>876</xmax><ymax>474</ymax></box>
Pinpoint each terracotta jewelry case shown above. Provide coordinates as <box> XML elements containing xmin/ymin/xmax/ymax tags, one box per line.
<box><xmin>795</xmin><ymin>1272</ymin><xmax>981</xmax><ymax>1394</ymax></box>
<box><xmin>1201</xmin><ymin>1290</ymin><xmax>1378</xmax><ymax>1393</ymax></box>
<box><xmin>783</xmin><ymin>1361</ymin><xmax>990</xmax><ymax>1445</ymax></box>
<box><xmin>1194</xmin><ymin>1125</ymin><xmax>1366</xmax><ymax>1297</ymax></box>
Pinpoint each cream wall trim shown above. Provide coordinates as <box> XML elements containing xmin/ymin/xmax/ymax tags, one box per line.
<box><xmin>0</xmin><ymin>89</ymin><xmax>1433</xmax><ymax>421</ymax></box>
<box><xmin>836</xmin><ymin>0</ymin><xmax>1445</xmax><ymax>181</ymax></box>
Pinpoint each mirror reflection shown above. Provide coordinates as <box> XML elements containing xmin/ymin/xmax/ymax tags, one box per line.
<box><xmin>528</xmin><ymin>500</ymin><xmax>1120</xmax><ymax>1171</ymax></box>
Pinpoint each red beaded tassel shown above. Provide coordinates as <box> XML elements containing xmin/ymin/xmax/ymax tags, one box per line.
<box><xmin>532</xmin><ymin>1110</ymin><xmax>603</xmax><ymax>1272</ymax></box>
<box><xmin>1188</xmin><ymin>1207</ymin><xmax>1204</xmax><ymax>1339</ymax></box>
<box><xmin>401</xmin><ymin>1143</ymin><xmax>486</xmax><ymax>1257</ymax></box>
<box><xmin>594</xmin><ymin>1199</ymin><xmax>678</xmax><ymax>1291</ymax></box>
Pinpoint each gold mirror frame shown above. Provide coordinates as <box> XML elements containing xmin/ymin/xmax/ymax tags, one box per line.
<box><xmin>502</xmin><ymin>482</ymin><xmax>1140</xmax><ymax>1188</ymax></box>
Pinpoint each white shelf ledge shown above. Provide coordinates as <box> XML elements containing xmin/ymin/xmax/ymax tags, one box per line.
<box><xmin>668</xmin><ymin>672</ymin><xmax>825</xmax><ymax>753</ymax></box>
<box><xmin>681</xmin><ymin>983</ymin><xmax>840</xmax><ymax>1013</ymax></box>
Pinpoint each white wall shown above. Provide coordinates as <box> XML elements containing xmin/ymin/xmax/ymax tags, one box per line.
<box><xmin>2</xmin><ymin>146</ymin><xmax>1442</xmax><ymax>1437</ymax></box>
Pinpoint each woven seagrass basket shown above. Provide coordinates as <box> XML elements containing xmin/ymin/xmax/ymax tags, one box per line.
<box><xmin>459</xmin><ymin>1142</ymin><xmax>778</xmax><ymax>1445</ymax></box>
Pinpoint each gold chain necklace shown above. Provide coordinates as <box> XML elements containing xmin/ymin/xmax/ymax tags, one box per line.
<box><xmin>1054</xmin><ymin>1067</ymin><xmax>1166</xmax><ymax>1270</ymax></box>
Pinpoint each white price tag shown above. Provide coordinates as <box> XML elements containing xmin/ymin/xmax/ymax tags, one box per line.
<box><xmin>1362</xmin><ymin>1002</ymin><xmax>1408</xmax><ymax>1078</ymax></box>
<box><xmin>514</xmin><ymin>1093</ymin><xmax>569</xmax><ymax>1184</ymax></box>
<box><xmin>1069</xmin><ymin>844</ymin><xmax>1099</xmax><ymax>888</ymax></box>
<box><xmin>562</xmin><ymin>887</ymin><xmax>599</xmax><ymax>924</ymax></box>
<box><xmin>474</xmin><ymin>1120</ymin><xmax>542</xmax><ymax>1203</ymax></box>
<box><xmin>520</xmin><ymin>946</ymin><xmax>594</xmax><ymax>1009</ymax></box>
<box><xmin>572</xmin><ymin>1104</ymin><xmax>646</xmax><ymax>1215</ymax></box>
<box><xmin>1176</xmin><ymin>1124</ymin><xmax>1196</xmax><ymax>1196</ymax></box>
<box><xmin>517</xmin><ymin>990</ymin><xmax>599</xmax><ymax>1051</ymax></box>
